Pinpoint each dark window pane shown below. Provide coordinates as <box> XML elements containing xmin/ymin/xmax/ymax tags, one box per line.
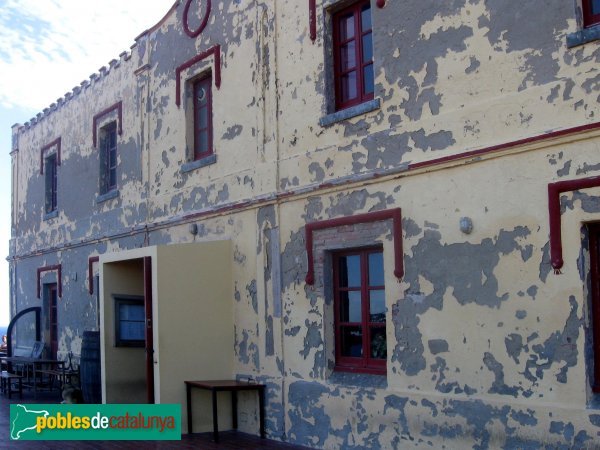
<box><xmin>362</xmin><ymin>33</ymin><xmax>372</xmax><ymax>63</ymax></box>
<box><xmin>108</xmin><ymin>169</ymin><xmax>116</xmax><ymax>189</ymax></box>
<box><xmin>194</xmin><ymin>76</ymin><xmax>212</xmax><ymax>159</ymax></box>
<box><xmin>370</xmin><ymin>327</ymin><xmax>386</xmax><ymax>359</ymax></box>
<box><xmin>340</xmin><ymin>326</ymin><xmax>362</xmax><ymax>357</ymax></box>
<box><xmin>340</xmin><ymin>291</ymin><xmax>362</xmax><ymax>322</ymax></box>
<box><xmin>361</xmin><ymin>4</ymin><xmax>372</xmax><ymax>31</ymax></box>
<box><xmin>197</xmin><ymin>130</ymin><xmax>209</xmax><ymax>153</ymax></box>
<box><xmin>363</xmin><ymin>65</ymin><xmax>374</xmax><ymax>95</ymax></box>
<box><xmin>198</xmin><ymin>106</ymin><xmax>208</xmax><ymax>129</ymax></box>
<box><xmin>120</xmin><ymin>304</ymin><xmax>145</xmax><ymax>321</ymax></box>
<box><xmin>109</xmin><ymin>149</ymin><xmax>117</xmax><ymax>168</ymax></box>
<box><xmin>368</xmin><ymin>252</ymin><xmax>384</xmax><ymax>286</ymax></box>
<box><xmin>340</xmin><ymin>41</ymin><xmax>356</xmax><ymax>71</ymax></box>
<box><xmin>369</xmin><ymin>290</ymin><xmax>385</xmax><ymax>322</ymax></box>
<box><xmin>339</xmin><ymin>13</ymin><xmax>354</xmax><ymax>40</ymax></box>
<box><xmin>593</xmin><ymin>0</ymin><xmax>600</xmax><ymax>15</ymax></box>
<box><xmin>339</xmin><ymin>254</ymin><xmax>361</xmax><ymax>287</ymax></box>
<box><xmin>120</xmin><ymin>321</ymin><xmax>145</xmax><ymax>341</ymax></box>
<box><xmin>341</xmin><ymin>71</ymin><xmax>358</xmax><ymax>102</ymax></box>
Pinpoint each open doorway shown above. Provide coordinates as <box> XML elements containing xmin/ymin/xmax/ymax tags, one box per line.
<box><xmin>101</xmin><ymin>257</ymin><xmax>154</xmax><ymax>404</ymax></box>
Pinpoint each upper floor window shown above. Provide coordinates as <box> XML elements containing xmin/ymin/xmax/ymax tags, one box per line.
<box><xmin>333</xmin><ymin>0</ymin><xmax>374</xmax><ymax>111</ymax></box>
<box><xmin>99</xmin><ymin>122</ymin><xmax>117</xmax><ymax>194</ymax></box>
<box><xmin>193</xmin><ymin>74</ymin><xmax>213</xmax><ymax>160</ymax></box>
<box><xmin>584</xmin><ymin>0</ymin><xmax>600</xmax><ymax>27</ymax></box>
<box><xmin>333</xmin><ymin>246</ymin><xmax>386</xmax><ymax>374</ymax></box>
<box><xmin>44</xmin><ymin>153</ymin><xmax>58</xmax><ymax>214</ymax></box>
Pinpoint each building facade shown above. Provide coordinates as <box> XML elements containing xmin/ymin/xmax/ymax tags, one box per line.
<box><xmin>8</xmin><ymin>0</ymin><xmax>600</xmax><ymax>447</ymax></box>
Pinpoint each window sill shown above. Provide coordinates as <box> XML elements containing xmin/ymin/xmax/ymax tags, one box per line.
<box><xmin>566</xmin><ymin>25</ymin><xmax>600</xmax><ymax>48</ymax></box>
<box><xmin>181</xmin><ymin>154</ymin><xmax>217</xmax><ymax>173</ymax></box>
<box><xmin>96</xmin><ymin>189</ymin><xmax>119</xmax><ymax>204</ymax></box>
<box><xmin>328</xmin><ymin>371</ymin><xmax>387</xmax><ymax>389</ymax></box>
<box><xmin>319</xmin><ymin>98</ymin><xmax>381</xmax><ymax>128</ymax></box>
<box><xmin>43</xmin><ymin>210</ymin><xmax>58</xmax><ymax>221</ymax></box>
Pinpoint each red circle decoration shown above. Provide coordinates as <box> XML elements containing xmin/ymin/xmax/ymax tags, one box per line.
<box><xmin>376</xmin><ymin>0</ymin><xmax>386</xmax><ymax>8</ymax></box>
<box><xmin>183</xmin><ymin>0</ymin><xmax>212</xmax><ymax>38</ymax></box>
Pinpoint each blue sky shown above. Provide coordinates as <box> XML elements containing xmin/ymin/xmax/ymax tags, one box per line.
<box><xmin>0</xmin><ymin>0</ymin><xmax>172</xmax><ymax>324</ymax></box>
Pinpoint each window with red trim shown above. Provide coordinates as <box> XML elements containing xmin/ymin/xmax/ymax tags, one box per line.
<box><xmin>333</xmin><ymin>0</ymin><xmax>374</xmax><ymax>111</ymax></box>
<box><xmin>193</xmin><ymin>74</ymin><xmax>213</xmax><ymax>160</ymax></box>
<box><xmin>588</xmin><ymin>223</ymin><xmax>600</xmax><ymax>393</ymax></box>
<box><xmin>44</xmin><ymin>153</ymin><xmax>58</xmax><ymax>214</ymax></box>
<box><xmin>99</xmin><ymin>122</ymin><xmax>117</xmax><ymax>193</ymax></box>
<box><xmin>333</xmin><ymin>247</ymin><xmax>386</xmax><ymax>374</ymax></box>
<box><xmin>583</xmin><ymin>0</ymin><xmax>600</xmax><ymax>27</ymax></box>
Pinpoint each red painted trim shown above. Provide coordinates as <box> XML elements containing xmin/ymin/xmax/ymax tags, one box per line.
<box><xmin>93</xmin><ymin>101</ymin><xmax>123</xmax><ymax>147</ymax></box>
<box><xmin>548</xmin><ymin>176</ymin><xmax>600</xmax><ymax>273</ymax></box>
<box><xmin>410</xmin><ymin>122</ymin><xmax>600</xmax><ymax>172</ymax></box>
<box><xmin>40</xmin><ymin>138</ymin><xmax>61</xmax><ymax>175</ymax></box>
<box><xmin>305</xmin><ymin>208</ymin><xmax>403</xmax><ymax>285</ymax></box>
<box><xmin>183</xmin><ymin>0</ymin><xmax>212</xmax><ymax>38</ymax></box>
<box><xmin>309</xmin><ymin>0</ymin><xmax>317</xmax><ymax>42</ymax></box>
<box><xmin>88</xmin><ymin>256</ymin><xmax>100</xmax><ymax>295</ymax></box>
<box><xmin>175</xmin><ymin>45</ymin><xmax>221</xmax><ymax>108</ymax></box>
<box><xmin>588</xmin><ymin>223</ymin><xmax>600</xmax><ymax>393</ymax></box>
<box><xmin>333</xmin><ymin>0</ymin><xmax>374</xmax><ymax>110</ymax></box>
<box><xmin>37</xmin><ymin>264</ymin><xmax>62</xmax><ymax>298</ymax></box>
<box><xmin>333</xmin><ymin>246</ymin><xmax>386</xmax><ymax>374</ymax></box>
<box><xmin>143</xmin><ymin>256</ymin><xmax>155</xmax><ymax>404</ymax></box>
<box><xmin>193</xmin><ymin>75</ymin><xmax>213</xmax><ymax>159</ymax></box>
<box><xmin>376</xmin><ymin>0</ymin><xmax>386</xmax><ymax>8</ymax></box>
<box><xmin>583</xmin><ymin>0</ymin><xmax>600</xmax><ymax>28</ymax></box>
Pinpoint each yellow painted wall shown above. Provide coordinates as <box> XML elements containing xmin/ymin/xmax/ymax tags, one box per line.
<box><xmin>155</xmin><ymin>240</ymin><xmax>234</xmax><ymax>433</ymax></box>
<box><xmin>100</xmin><ymin>257</ymin><xmax>147</xmax><ymax>404</ymax></box>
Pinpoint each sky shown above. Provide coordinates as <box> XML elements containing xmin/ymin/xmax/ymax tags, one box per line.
<box><xmin>0</xmin><ymin>0</ymin><xmax>174</xmax><ymax>325</ymax></box>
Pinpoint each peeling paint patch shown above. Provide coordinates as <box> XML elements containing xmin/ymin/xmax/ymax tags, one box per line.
<box><xmin>524</xmin><ymin>296</ymin><xmax>580</xmax><ymax>384</ymax></box>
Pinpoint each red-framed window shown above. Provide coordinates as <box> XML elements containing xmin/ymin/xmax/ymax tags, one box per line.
<box><xmin>583</xmin><ymin>0</ymin><xmax>600</xmax><ymax>27</ymax></box>
<box><xmin>44</xmin><ymin>153</ymin><xmax>58</xmax><ymax>214</ymax></box>
<box><xmin>333</xmin><ymin>246</ymin><xmax>386</xmax><ymax>374</ymax></box>
<box><xmin>45</xmin><ymin>283</ymin><xmax>58</xmax><ymax>360</ymax></box>
<box><xmin>193</xmin><ymin>74</ymin><xmax>213</xmax><ymax>160</ymax></box>
<box><xmin>100</xmin><ymin>121</ymin><xmax>117</xmax><ymax>193</ymax></box>
<box><xmin>333</xmin><ymin>0</ymin><xmax>374</xmax><ymax>111</ymax></box>
<box><xmin>588</xmin><ymin>223</ymin><xmax>600</xmax><ymax>393</ymax></box>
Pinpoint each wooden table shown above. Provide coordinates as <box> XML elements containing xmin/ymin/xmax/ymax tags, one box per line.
<box><xmin>0</xmin><ymin>357</ymin><xmax>65</xmax><ymax>398</ymax></box>
<box><xmin>185</xmin><ymin>380</ymin><xmax>266</xmax><ymax>443</ymax></box>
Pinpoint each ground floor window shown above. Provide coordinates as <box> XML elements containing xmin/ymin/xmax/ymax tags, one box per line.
<box><xmin>114</xmin><ymin>296</ymin><xmax>145</xmax><ymax>347</ymax></box>
<box><xmin>333</xmin><ymin>246</ymin><xmax>386</xmax><ymax>374</ymax></box>
<box><xmin>587</xmin><ymin>223</ymin><xmax>600</xmax><ymax>393</ymax></box>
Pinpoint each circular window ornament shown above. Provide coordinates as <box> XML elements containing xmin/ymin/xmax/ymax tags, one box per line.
<box><xmin>197</xmin><ymin>87</ymin><xmax>206</xmax><ymax>101</ymax></box>
<box><xmin>183</xmin><ymin>0</ymin><xmax>212</xmax><ymax>38</ymax></box>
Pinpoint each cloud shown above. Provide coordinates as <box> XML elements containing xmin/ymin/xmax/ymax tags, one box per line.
<box><xmin>0</xmin><ymin>0</ymin><xmax>171</xmax><ymax>111</ymax></box>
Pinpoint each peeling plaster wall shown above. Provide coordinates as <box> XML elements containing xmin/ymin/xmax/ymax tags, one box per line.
<box><xmin>8</xmin><ymin>0</ymin><xmax>600</xmax><ymax>447</ymax></box>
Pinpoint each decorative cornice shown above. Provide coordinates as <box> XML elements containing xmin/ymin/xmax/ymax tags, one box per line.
<box><xmin>88</xmin><ymin>256</ymin><xmax>100</xmax><ymax>295</ymax></box>
<box><xmin>37</xmin><ymin>264</ymin><xmax>62</xmax><ymax>298</ymax></box>
<box><xmin>548</xmin><ymin>176</ymin><xmax>600</xmax><ymax>274</ymax></box>
<box><xmin>92</xmin><ymin>101</ymin><xmax>123</xmax><ymax>147</ymax></box>
<box><xmin>40</xmin><ymin>138</ymin><xmax>61</xmax><ymax>175</ymax></box>
<box><xmin>305</xmin><ymin>208</ymin><xmax>403</xmax><ymax>285</ymax></box>
<box><xmin>175</xmin><ymin>45</ymin><xmax>221</xmax><ymax>107</ymax></box>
